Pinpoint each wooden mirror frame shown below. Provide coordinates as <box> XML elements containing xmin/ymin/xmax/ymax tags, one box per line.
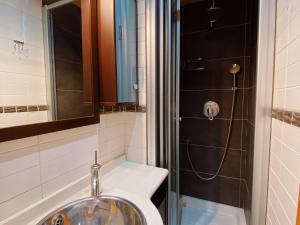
<box><xmin>0</xmin><ymin>0</ymin><xmax>99</xmax><ymax>142</ymax></box>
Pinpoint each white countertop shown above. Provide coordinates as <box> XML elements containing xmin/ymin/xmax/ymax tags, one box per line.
<box><xmin>103</xmin><ymin>159</ymin><xmax>168</xmax><ymax>198</ymax></box>
<box><xmin>1</xmin><ymin>156</ymin><xmax>168</xmax><ymax>225</ymax></box>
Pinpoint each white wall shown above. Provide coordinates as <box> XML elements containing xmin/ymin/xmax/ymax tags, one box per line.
<box><xmin>0</xmin><ymin>0</ymin><xmax>47</xmax><ymax>127</ymax></box>
<box><xmin>137</xmin><ymin>0</ymin><xmax>146</xmax><ymax>106</ymax></box>
<box><xmin>0</xmin><ymin>125</ymin><xmax>97</xmax><ymax>221</ymax></box>
<box><xmin>0</xmin><ymin>0</ymin><xmax>148</xmax><ymax>221</ymax></box>
<box><xmin>99</xmin><ymin>112</ymin><xmax>147</xmax><ymax>164</ymax></box>
<box><xmin>266</xmin><ymin>0</ymin><xmax>300</xmax><ymax>224</ymax></box>
<box><xmin>0</xmin><ymin>115</ymin><xmax>131</xmax><ymax>221</ymax></box>
<box><xmin>125</xmin><ymin>112</ymin><xmax>147</xmax><ymax>163</ymax></box>
<box><xmin>0</xmin><ymin>111</ymin><xmax>147</xmax><ymax>221</ymax></box>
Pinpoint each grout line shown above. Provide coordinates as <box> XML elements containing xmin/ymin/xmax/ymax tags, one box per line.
<box><xmin>0</xmin><ymin>70</ymin><xmax>45</xmax><ymax>77</ymax></box>
<box><xmin>270</xmin><ymin>169</ymin><xmax>298</xmax><ymax>206</ymax></box>
<box><xmin>181</xmin><ymin>117</ymin><xmax>246</xmax><ymax>121</ymax></box>
<box><xmin>275</xmin><ymin>24</ymin><xmax>300</xmax><ymax>56</ymax></box>
<box><xmin>180</xmin><ymin>142</ymin><xmax>244</xmax><ymax>152</ymax></box>
<box><xmin>56</xmin><ymin>89</ymin><xmax>84</xmax><ymax>92</ymax></box>
<box><xmin>181</xmin><ymin>56</ymin><xmax>251</xmax><ymax>65</ymax></box>
<box><xmin>284</xmin><ymin>85</ymin><xmax>300</xmax><ymax>90</ymax></box>
<box><xmin>181</xmin><ymin>88</ymin><xmax>248</xmax><ymax>92</ymax></box>
<box><xmin>268</xmin><ymin>201</ymin><xmax>280</xmax><ymax>225</ymax></box>
<box><xmin>270</xmin><ymin>166</ymin><xmax>297</xmax><ymax>208</ymax></box>
<box><xmin>40</xmin><ymin>161</ymin><xmax>91</xmax><ymax>187</ymax></box>
<box><xmin>205</xmin><ymin>56</ymin><xmax>251</xmax><ymax>62</ymax></box>
<box><xmin>239</xmin><ymin>21</ymin><xmax>248</xmax><ymax>208</ymax></box>
<box><xmin>37</xmin><ymin>145</ymin><xmax>44</xmax><ymax>198</ymax></box>
<box><xmin>0</xmin><ymin>143</ymin><xmax>38</xmax><ymax>155</ymax></box>
<box><xmin>269</xmin><ymin>185</ymin><xmax>294</xmax><ymax>225</ymax></box>
<box><xmin>182</xmin><ymin>23</ymin><xmax>251</xmax><ymax>36</ymax></box>
<box><xmin>0</xmin><ymin>185</ymin><xmax>42</xmax><ymax>205</ymax></box>
<box><xmin>181</xmin><ymin>168</ymin><xmax>241</xmax><ymax>181</ymax></box>
<box><xmin>0</xmin><ymin>164</ymin><xmax>39</xmax><ymax>180</ymax></box>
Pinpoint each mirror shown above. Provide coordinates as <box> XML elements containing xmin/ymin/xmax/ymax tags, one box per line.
<box><xmin>98</xmin><ymin>0</ymin><xmax>144</xmax><ymax>106</ymax></box>
<box><xmin>0</xmin><ymin>0</ymin><xmax>95</xmax><ymax>129</ymax></box>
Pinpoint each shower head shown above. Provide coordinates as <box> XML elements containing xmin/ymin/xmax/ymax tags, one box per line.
<box><xmin>208</xmin><ymin>0</ymin><xmax>220</xmax><ymax>10</ymax></box>
<box><xmin>206</xmin><ymin>5</ymin><xmax>222</xmax><ymax>16</ymax></box>
<box><xmin>229</xmin><ymin>64</ymin><xmax>241</xmax><ymax>75</ymax></box>
<box><xmin>206</xmin><ymin>0</ymin><xmax>223</xmax><ymax>29</ymax></box>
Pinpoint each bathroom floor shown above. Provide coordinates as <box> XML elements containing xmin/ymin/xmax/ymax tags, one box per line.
<box><xmin>180</xmin><ymin>195</ymin><xmax>246</xmax><ymax>225</ymax></box>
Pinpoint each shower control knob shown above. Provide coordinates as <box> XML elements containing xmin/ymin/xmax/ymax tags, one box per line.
<box><xmin>203</xmin><ymin>101</ymin><xmax>220</xmax><ymax>120</ymax></box>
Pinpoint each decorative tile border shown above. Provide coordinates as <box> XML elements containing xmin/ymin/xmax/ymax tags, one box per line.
<box><xmin>272</xmin><ymin>108</ymin><xmax>300</xmax><ymax>127</ymax></box>
<box><xmin>0</xmin><ymin>105</ymin><xmax>49</xmax><ymax>114</ymax></box>
<box><xmin>99</xmin><ymin>105</ymin><xmax>146</xmax><ymax>114</ymax></box>
<box><xmin>4</xmin><ymin>106</ymin><xmax>16</xmax><ymax>113</ymax></box>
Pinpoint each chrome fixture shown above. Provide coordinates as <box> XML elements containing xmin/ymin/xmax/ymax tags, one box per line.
<box><xmin>13</xmin><ymin>40</ymin><xmax>28</xmax><ymax>58</ymax></box>
<box><xmin>203</xmin><ymin>101</ymin><xmax>219</xmax><ymax>120</ymax></box>
<box><xmin>36</xmin><ymin>196</ymin><xmax>147</xmax><ymax>225</ymax></box>
<box><xmin>183</xmin><ymin>57</ymin><xmax>205</xmax><ymax>71</ymax></box>
<box><xmin>209</xmin><ymin>0</ymin><xmax>218</xmax><ymax>10</ymax></box>
<box><xmin>229</xmin><ymin>63</ymin><xmax>241</xmax><ymax>75</ymax></box>
<box><xmin>91</xmin><ymin>151</ymin><xmax>101</xmax><ymax>197</ymax></box>
<box><xmin>206</xmin><ymin>0</ymin><xmax>223</xmax><ymax>29</ymax></box>
<box><xmin>229</xmin><ymin>63</ymin><xmax>240</xmax><ymax>90</ymax></box>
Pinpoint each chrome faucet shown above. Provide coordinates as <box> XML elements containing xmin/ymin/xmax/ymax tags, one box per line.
<box><xmin>91</xmin><ymin>151</ymin><xmax>102</xmax><ymax>197</ymax></box>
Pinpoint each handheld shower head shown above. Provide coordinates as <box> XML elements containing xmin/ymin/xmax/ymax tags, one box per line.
<box><xmin>229</xmin><ymin>64</ymin><xmax>241</xmax><ymax>75</ymax></box>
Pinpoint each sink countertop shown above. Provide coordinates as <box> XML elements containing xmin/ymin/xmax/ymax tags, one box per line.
<box><xmin>0</xmin><ymin>156</ymin><xmax>168</xmax><ymax>225</ymax></box>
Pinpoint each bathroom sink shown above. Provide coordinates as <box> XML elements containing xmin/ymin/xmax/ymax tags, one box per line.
<box><xmin>36</xmin><ymin>196</ymin><xmax>147</xmax><ymax>225</ymax></box>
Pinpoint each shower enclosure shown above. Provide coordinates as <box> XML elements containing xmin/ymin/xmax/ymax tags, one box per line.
<box><xmin>165</xmin><ymin>0</ymin><xmax>259</xmax><ymax>224</ymax></box>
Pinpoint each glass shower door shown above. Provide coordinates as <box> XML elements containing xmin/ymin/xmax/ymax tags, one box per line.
<box><xmin>166</xmin><ymin>0</ymin><xmax>181</xmax><ymax>225</ymax></box>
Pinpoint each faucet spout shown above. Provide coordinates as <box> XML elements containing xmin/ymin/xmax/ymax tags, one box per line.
<box><xmin>91</xmin><ymin>151</ymin><xmax>101</xmax><ymax>197</ymax></box>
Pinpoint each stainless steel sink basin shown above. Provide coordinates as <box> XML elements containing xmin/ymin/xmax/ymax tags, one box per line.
<box><xmin>37</xmin><ymin>196</ymin><xmax>147</xmax><ymax>225</ymax></box>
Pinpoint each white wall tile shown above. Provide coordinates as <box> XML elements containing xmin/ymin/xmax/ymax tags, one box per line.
<box><xmin>42</xmin><ymin>164</ymin><xmax>90</xmax><ymax>197</ymax></box>
<box><xmin>268</xmin><ymin>187</ymin><xmax>292</xmax><ymax>225</ymax></box>
<box><xmin>288</xmin><ymin>11</ymin><xmax>300</xmax><ymax>44</ymax></box>
<box><xmin>125</xmin><ymin>113</ymin><xmax>147</xmax><ymax>164</ymax></box>
<box><xmin>0</xmin><ymin>146</ymin><xmax>39</xmax><ymax>178</ymax></box>
<box><xmin>280</xmin><ymin>143</ymin><xmax>300</xmax><ymax>181</ymax></box>
<box><xmin>271</xmin><ymin>171</ymin><xmax>297</xmax><ymax>222</ymax></box>
<box><xmin>0</xmin><ymin>186</ymin><xmax>42</xmax><ymax>221</ymax></box>
<box><xmin>281</xmin><ymin>122</ymin><xmax>300</xmax><ymax>154</ymax></box>
<box><xmin>273</xmin><ymin>89</ymin><xmax>285</xmax><ymax>108</ymax></box>
<box><xmin>280</xmin><ymin>164</ymin><xmax>299</xmax><ymax>204</ymax></box>
<box><xmin>267</xmin><ymin>203</ymin><xmax>280</xmax><ymax>225</ymax></box>
<box><xmin>286</xmin><ymin>60</ymin><xmax>300</xmax><ymax>87</ymax></box>
<box><xmin>285</xmin><ymin>86</ymin><xmax>300</xmax><ymax>110</ymax></box>
<box><xmin>268</xmin><ymin>1</ymin><xmax>300</xmax><ymax>223</ymax></box>
<box><xmin>0</xmin><ymin>0</ymin><xmax>47</xmax><ymax>126</ymax></box>
<box><xmin>0</xmin><ymin>136</ymin><xmax>38</xmax><ymax>154</ymax></box>
<box><xmin>0</xmin><ymin>0</ymin><xmax>148</xmax><ymax>221</ymax></box>
<box><xmin>0</xmin><ymin>165</ymin><xmax>40</xmax><ymax>203</ymax></box>
<box><xmin>0</xmin><ymin>122</ymin><xmax>127</xmax><ymax>221</ymax></box>
<box><xmin>287</xmin><ymin>37</ymin><xmax>300</xmax><ymax>66</ymax></box>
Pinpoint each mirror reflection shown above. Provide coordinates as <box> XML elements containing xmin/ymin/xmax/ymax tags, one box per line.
<box><xmin>0</xmin><ymin>0</ymin><xmax>93</xmax><ymax>128</ymax></box>
<box><xmin>45</xmin><ymin>0</ymin><xmax>93</xmax><ymax>120</ymax></box>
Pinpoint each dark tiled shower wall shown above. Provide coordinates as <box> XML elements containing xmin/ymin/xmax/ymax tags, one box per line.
<box><xmin>179</xmin><ymin>0</ymin><xmax>258</xmax><ymax>221</ymax></box>
<box><xmin>53</xmin><ymin>4</ymin><xmax>92</xmax><ymax>120</ymax></box>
